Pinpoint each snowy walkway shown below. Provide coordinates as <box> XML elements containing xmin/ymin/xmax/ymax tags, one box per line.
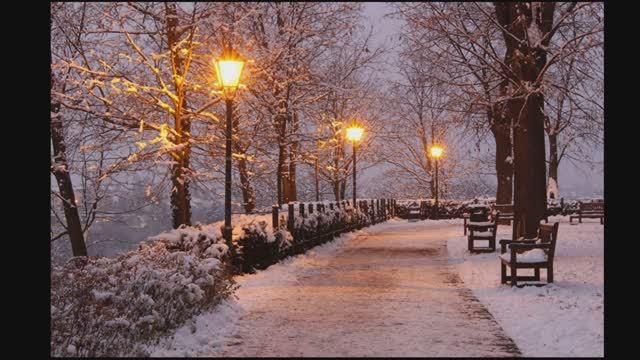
<box><xmin>194</xmin><ymin>220</ymin><xmax>520</xmax><ymax>357</ymax></box>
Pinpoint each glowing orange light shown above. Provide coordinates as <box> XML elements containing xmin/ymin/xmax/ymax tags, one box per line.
<box><xmin>346</xmin><ymin>125</ymin><xmax>364</xmax><ymax>142</ymax></box>
<box><xmin>214</xmin><ymin>47</ymin><xmax>246</xmax><ymax>99</ymax></box>
<box><xmin>430</xmin><ymin>145</ymin><xmax>444</xmax><ymax>158</ymax></box>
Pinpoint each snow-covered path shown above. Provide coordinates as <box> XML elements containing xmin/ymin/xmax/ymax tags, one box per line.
<box><xmin>204</xmin><ymin>220</ymin><xmax>520</xmax><ymax>357</ymax></box>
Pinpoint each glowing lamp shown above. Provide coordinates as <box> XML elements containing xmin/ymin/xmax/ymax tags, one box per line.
<box><xmin>430</xmin><ymin>145</ymin><xmax>444</xmax><ymax>159</ymax></box>
<box><xmin>214</xmin><ymin>47</ymin><xmax>246</xmax><ymax>99</ymax></box>
<box><xmin>345</xmin><ymin>125</ymin><xmax>364</xmax><ymax>142</ymax></box>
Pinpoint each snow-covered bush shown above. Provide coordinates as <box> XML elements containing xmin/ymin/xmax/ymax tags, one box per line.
<box><xmin>233</xmin><ymin>217</ymin><xmax>292</xmax><ymax>273</ymax></box>
<box><xmin>395</xmin><ymin>197</ymin><xmax>595</xmax><ymax>219</ymax></box>
<box><xmin>396</xmin><ymin>198</ymin><xmax>496</xmax><ymax>219</ymax></box>
<box><xmin>236</xmin><ymin>201</ymin><xmax>387</xmax><ymax>273</ymax></box>
<box><xmin>50</xmin><ymin>225</ymin><xmax>237</xmax><ymax>357</ymax></box>
<box><xmin>51</xmin><ymin>201</ymin><xmax>392</xmax><ymax>356</ymax></box>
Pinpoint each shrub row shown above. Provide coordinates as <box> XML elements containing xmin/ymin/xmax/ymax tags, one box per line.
<box><xmin>51</xmin><ymin>200</ymin><xmax>392</xmax><ymax>356</ymax></box>
<box><xmin>51</xmin><ymin>224</ymin><xmax>236</xmax><ymax>357</ymax></box>
<box><xmin>395</xmin><ymin>197</ymin><xmax>602</xmax><ymax>219</ymax></box>
<box><xmin>235</xmin><ymin>200</ymin><xmax>390</xmax><ymax>273</ymax></box>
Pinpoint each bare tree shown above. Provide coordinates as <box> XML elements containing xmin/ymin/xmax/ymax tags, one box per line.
<box><xmin>54</xmin><ymin>3</ymin><xmax>227</xmax><ymax>229</ymax></box>
<box><xmin>306</xmin><ymin>27</ymin><xmax>386</xmax><ymax>201</ymax></box>
<box><xmin>392</xmin><ymin>2</ymin><xmax>602</xmax><ymax>236</ymax></box>
<box><xmin>543</xmin><ymin>7</ymin><xmax>604</xmax><ymax>199</ymax></box>
<box><xmin>51</xmin><ymin>2</ymin><xmax>91</xmax><ymax>256</ymax></box>
<box><xmin>229</xmin><ymin>2</ymin><xmax>363</xmax><ymax>205</ymax></box>
<box><xmin>391</xmin><ymin>2</ymin><xmax>515</xmax><ymax>204</ymax></box>
<box><xmin>494</xmin><ymin>2</ymin><xmax>602</xmax><ymax>237</ymax></box>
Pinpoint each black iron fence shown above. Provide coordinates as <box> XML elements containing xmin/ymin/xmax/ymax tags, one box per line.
<box><xmin>234</xmin><ymin>199</ymin><xmax>396</xmax><ymax>273</ymax></box>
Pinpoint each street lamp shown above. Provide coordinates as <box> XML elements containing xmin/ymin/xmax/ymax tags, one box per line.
<box><xmin>346</xmin><ymin>124</ymin><xmax>364</xmax><ymax>206</ymax></box>
<box><xmin>429</xmin><ymin>145</ymin><xmax>444</xmax><ymax>220</ymax></box>
<box><xmin>214</xmin><ymin>46</ymin><xmax>246</xmax><ymax>254</ymax></box>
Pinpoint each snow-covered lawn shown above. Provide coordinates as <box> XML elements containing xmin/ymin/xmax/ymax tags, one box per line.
<box><xmin>447</xmin><ymin>215</ymin><xmax>604</xmax><ymax>357</ymax></box>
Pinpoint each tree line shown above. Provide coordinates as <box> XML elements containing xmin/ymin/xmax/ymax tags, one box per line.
<box><xmin>51</xmin><ymin>2</ymin><xmax>603</xmax><ymax>257</ymax></box>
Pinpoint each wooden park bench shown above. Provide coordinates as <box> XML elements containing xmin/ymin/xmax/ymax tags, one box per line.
<box><xmin>463</xmin><ymin>204</ymin><xmax>490</xmax><ymax>235</ymax></box>
<box><xmin>569</xmin><ymin>202</ymin><xmax>604</xmax><ymax>224</ymax></box>
<box><xmin>492</xmin><ymin>203</ymin><xmax>550</xmax><ymax>232</ymax></box>
<box><xmin>499</xmin><ymin>222</ymin><xmax>559</xmax><ymax>287</ymax></box>
<box><xmin>491</xmin><ymin>204</ymin><xmax>514</xmax><ymax>225</ymax></box>
<box><xmin>468</xmin><ymin>213</ymin><xmax>499</xmax><ymax>253</ymax></box>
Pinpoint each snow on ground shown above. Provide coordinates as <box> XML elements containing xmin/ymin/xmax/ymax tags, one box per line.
<box><xmin>447</xmin><ymin>215</ymin><xmax>604</xmax><ymax>357</ymax></box>
<box><xmin>148</xmin><ymin>220</ymin><xmax>409</xmax><ymax>356</ymax></box>
<box><xmin>150</xmin><ymin>216</ymin><xmax>602</xmax><ymax>357</ymax></box>
<box><xmin>146</xmin><ymin>299</ymin><xmax>242</xmax><ymax>357</ymax></box>
<box><xmin>205</xmin><ymin>218</ymin><xmax>519</xmax><ymax>357</ymax></box>
<box><xmin>150</xmin><ymin>218</ymin><xmax>518</xmax><ymax>357</ymax></box>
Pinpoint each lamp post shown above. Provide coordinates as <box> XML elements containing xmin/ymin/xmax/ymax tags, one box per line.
<box><xmin>214</xmin><ymin>46</ymin><xmax>246</xmax><ymax>254</ymax></box>
<box><xmin>346</xmin><ymin>124</ymin><xmax>364</xmax><ymax>205</ymax></box>
<box><xmin>429</xmin><ymin>145</ymin><xmax>444</xmax><ymax>220</ymax></box>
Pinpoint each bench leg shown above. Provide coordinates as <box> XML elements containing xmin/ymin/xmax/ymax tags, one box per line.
<box><xmin>547</xmin><ymin>265</ymin><xmax>553</xmax><ymax>283</ymax></box>
<box><xmin>534</xmin><ymin>268</ymin><xmax>540</xmax><ymax>281</ymax></box>
<box><xmin>601</xmin><ymin>217</ymin><xmax>603</xmax><ymax>225</ymax></box>
<box><xmin>489</xmin><ymin>238</ymin><xmax>495</xmax><ymax>251</ymax></box>
<box><xmin>579</xmin><ymin>216</ymin><xmax>582</xmax><ymax>223</ymax></box>
<box><xmin>511</xmin><ymin>266</ymin><xmax>517</xmax><ymax>287</ymax></box>
<box><xmin>501</xmin><ymin>263</ymin><xmax>506</xmax><ymax>284</ymax></box>
<box><xmin>468</xmin><ymin>236</ymin><xmax>472</xmax><ymax>252</ymax></box>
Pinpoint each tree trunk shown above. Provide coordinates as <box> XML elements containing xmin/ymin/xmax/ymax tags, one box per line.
<box><xmin>169</xmin><ymin>129</ymin><xmax>192</xmax><ymax>228</ymax></box>
<box><xmin>236</xmin><ymin>157</ymin><xmax>256</xmax><ymax>213</ymax></box>
<box><xmin>232</xmin><ymin>105</ymin><xmax>256</xmax><ymax>214</ymax></box>
<box><xmin>51</xmin><ymin>99</ymin><xmax>88</xmax><ymax>257</ymax></box>
<box><xmin>429</xmin><ymin>171</ymin><xmax>435</xmax><ymax>200</ymax></box>
<box><xmin>286</xmin><ymin>111</ymin><xmax>298</xmax><ymax>202</ymax></box>
<box><xmin>275</xmin><ymin>95</ymin><xmax>289</xmax><ymax>205</ymax></box>
<box><xmin>548</xmin><ymin>132</ymin><xmax>559</xmax><ymax>199</ymax></box>
<box><xmin>495</xmin><ymin>2</ymin><xmax>554</xmax><ymax>238</ymax></box>
<box><xmin>276</xmin><ymin>112</ymin><xmax>287</xmax><ymax>205</ymax></box>
<box><xmin>333</xmin><ymin>180</ymin><xmax>341</xmax><ymax>201</ymax></box>
<box><xmin>418</xmin><ymin>129</ymin><xmax>435</xmax><ymax>198</ymax></box>
<box><xmin>314</xmin><ymin>157</ymin><xmax>320</xmax><ymax>201</ymax></box>
<box><xmin>511</xmin><ymin>95</ymin><xmax>547</xmax><ymax>237</ymax></box>
<box><xmin>491</xmin><ymin>113</ymin><xmax>513</xmax><ymax>205</ymax></box>
<box><xmin>425</xmin><ymin>148</ymin><xmax>435</xmax><ymax>199</ymax></box>
<box><xmin>167</xmin><ymin>2</ymin><xmax>191</xmax><ymax>228</ymax></box>
<box><xmin>277</xmin><ymin>143</ymin><xmax>284</xmax><ymax>205</ymax></box>
<box><xmin>429</xmin><ymin>123</ymin><xmax>436</xmax><ymax>199</ymax></box>
<box><xmin>331</xmin><ymin>142</ymin><xmax>344</xmax><ymax>201</ymax></box>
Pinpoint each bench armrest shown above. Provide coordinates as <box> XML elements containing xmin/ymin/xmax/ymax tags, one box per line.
<box><xmin>500</xmin><ymin>238</ymin><xmax>537</xmax><ymax>253</ymax></box>
<box><xmin>509</xmin><ymin>243</ymin><xmax>551</xmax><ymax>250</ymax></box>
<box><xmin>499</xmin><ymin>239</ymin><xmax>536</xmax><ymax>245</ymax></box>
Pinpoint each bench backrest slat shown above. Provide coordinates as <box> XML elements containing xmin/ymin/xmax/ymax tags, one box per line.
<box><xmin>492</xmin><ymin>213</ymin><xmax>500</xmax><ymax>232</ymax></box>
<box><xmin>492</xmin><ymin>204</ymin><xmax>514</xmax><ymax>220</ymax></box>
<box><xmin>538</xmin><ymin>222</ymin><xmax>559</xmax><ymax>261</ymax></box>
<box><xmin>580</xmin><ymin>202</ymin><xmax>604</xmax><ymax>212</ymax></box>
<box><xmin>492</xmin><ymin>203</ymin><xmax>514</xmax><ymax>214</ymax></box>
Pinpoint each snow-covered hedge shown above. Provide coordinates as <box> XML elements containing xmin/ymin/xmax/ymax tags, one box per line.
<box><xmin>50</xmin><ymin>224</ymin><xmax>237</xmax><ymax>357</ymax></box>
<box><xmin>394</xmin><ymin>197</ymin><xmax>591</xmax><ymax>219</ymax></box>
<box><xmin>236</xmin><ymin>201</ymin><xmax>389</xmax><ymax>273</ymax></box>
<box><xmin>395</xmin><ymin>198</ymin><xmax>496</xmax><ymax>219</ymax></box>
<box><xmin>231</xmin><ymin>215</ymin><xmax>293</xmax><ymax>273</ymax></box>
<box><xmin>50</xmin><ymin>199</ymin><xmax>389</xmax><ymax>356</ymax></box>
